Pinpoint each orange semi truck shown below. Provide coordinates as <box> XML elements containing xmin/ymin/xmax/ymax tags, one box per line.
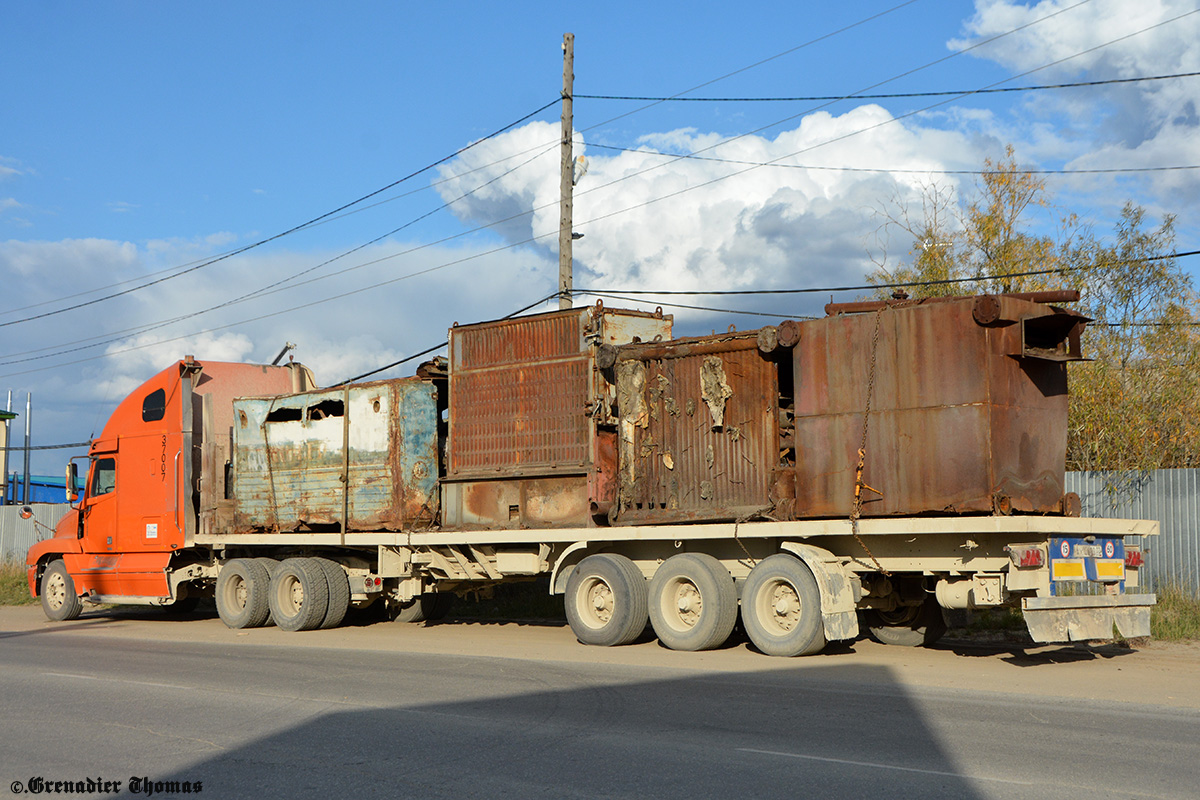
<box><xmin>26</xmin><ymin>297</ymin><xmax>1156</xmax><ymax>656</ymax></box>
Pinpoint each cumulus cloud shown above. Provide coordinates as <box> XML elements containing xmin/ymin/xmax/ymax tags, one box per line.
<box><xmin>435</xmin><ymin>107</ymin><xmax>980</xmax><ymax>322</ymax></box>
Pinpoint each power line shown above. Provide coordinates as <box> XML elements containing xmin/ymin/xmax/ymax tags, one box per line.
<box><xmin>579</xmin><ymin>249</ymin><xmax>1200</xmax><ymax>297</ymax></box>
<box><xmin>1</xmin><ymin>2</ymin><xmax>1157</xmax><ymax>376</ymax></box>
<box><xmin>0</xmin><ymin>98</ymin><xmax>559</xmax><ymax>330</ymax></box>
<box><xmin>1</xmin><ymin>442</ymin><xmax>90</xmax><ymax>451</ymax></box>
<box><xmin>584</xmin><ymin>142</ymin><xmax>1200</xmax><ymax>176</ymax></box>
<box><xmin>577</xmin><ymin>70</ymin><xmax>1200</xmax><ymax>102</ymax></box>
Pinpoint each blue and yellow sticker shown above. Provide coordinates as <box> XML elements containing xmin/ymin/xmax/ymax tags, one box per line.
<box><xmin>1049</xmin><ymin>537</ymin><xmax>1125</xmax><ymax>594</ymax></box>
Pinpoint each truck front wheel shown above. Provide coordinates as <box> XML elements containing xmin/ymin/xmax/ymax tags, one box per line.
<box><xmin>40</xmin><ymin>560</ymin><xmax>82</xmax><ymax>622</ymax></box>
<box><xmin>741</xmin><ymin>554</ymin><xmax>826</xmax><ymax>657</ymax></box>
<box><xmin>564</xmin><ymin>554</ymin><xmax>648</xmax><ymax>647</ymax></box>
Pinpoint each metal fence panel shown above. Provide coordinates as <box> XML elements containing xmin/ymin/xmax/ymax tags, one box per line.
<box><xmin>1065</xmin><ymin>470</ymin><xmax>1200</xmax><ymax>594</ymax></box>
<box><xmin>0</xmin><ymin>504</ymin><xmax>70</xmax><ymax>562</ymax></box>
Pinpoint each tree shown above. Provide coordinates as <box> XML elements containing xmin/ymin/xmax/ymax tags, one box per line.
<box><xmin>866</xmin><ymin>147</ymin><xmax>1200</xmax><ymax>471</ymax></box>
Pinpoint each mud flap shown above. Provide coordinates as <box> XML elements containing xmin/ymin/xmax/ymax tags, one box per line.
<box><xmin>1022</xmin><ymin>594</ymin><xmax>1156</xmax><ymax>642</ymax></box>
<box><xmin>780</xmin><ymin>542</ymin><xmax>860</xmax><ymax>642</ymax></box>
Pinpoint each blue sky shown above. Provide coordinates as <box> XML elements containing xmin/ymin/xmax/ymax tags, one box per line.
<box><xmin>3</xmin><ymin>0</ymin><xmax>1200</xmax><ymax>470</ymax></box>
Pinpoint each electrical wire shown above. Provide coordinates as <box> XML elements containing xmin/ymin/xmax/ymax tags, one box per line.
<box><xmin>578</xmin><ymin>249</ymin><xmax>1200</xmax><ymax>298</ymax></box>
<box><xmin>3</xmin><ymin>1</ymin><xmax>1175</xmax><ymax>376</ymax></box>
<box><xmin>577</xmin><ymin>70</ymin><xmax>1200</xmax><ymax>102</ymax></box>
<box><xmin>0</xmin><ymin>143</ymin><xmax>560</xmax><ymax>367</ymax></box>
<box><xmin>0</xmin><ymin>98</ymin><xmax>559</xmax><ymax>329</ymax></box>
<box><xmin>583</xmin><ymin>143</ymin><xmax>1200</xmax><ymax>177</ymax></box>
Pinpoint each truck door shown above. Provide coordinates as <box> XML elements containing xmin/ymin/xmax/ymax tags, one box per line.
<box><xmin>81</xmin><ymin>448</ymin><xmax>119</xmax><ymax>553</ymax></box>
<box><xmin>114</xmin><ymin>385</ymin><xmax>186</xmax><ymax>553</ymax></box>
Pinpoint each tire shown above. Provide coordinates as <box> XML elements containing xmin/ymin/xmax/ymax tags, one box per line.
<box><xmin>216</xmin><ymin>558</ymin><xmax>272</xmax><ymax>629</ymax></box>
<box><xmin>865</xmin><ymin>598</ymin><xmax>947</xmax><ymax>647</ymax></box>
<box><xmin>312</xmin><ymin>558</ymin><xmax>350</xmax><ymax>630</ymax></box>
<box><xmin>391</xmin><ymin>593</ymin><xmax>455</xmax><ymax>624</ymax></box>
<box><xmin>564</xmin><ymin>553</ymin><xmax>648</xmax><ymax>647</ymax></box>
<box><xmin>253</xmin><ymin>559</ymin><xmax>280</xmax><ymax>626</ymax></box>
<box><xmin>40</xmin><ymin>560</ymin><xmax>82</xmax><ymax>622</ymax></box>
<box><xmin>741</xmin><ymin>554</ymin><xmax>826</xmax><ymax>657</ymax></box>
<box><xmin>269</xmin><ymin>558</ymin><xmax>330</xmax><ymax>632</ymax></box>
<box><xmin>648</xmin><ymin>553</ymin><xmax>738</xmax><ymax>651</ymax></box>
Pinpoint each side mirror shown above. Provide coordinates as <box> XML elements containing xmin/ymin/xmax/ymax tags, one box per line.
<box><xmin>19</xmin><ymin>505</ymin><xmax>33</xmax><ymax>520</ymax></box>
<box><xmin>66</xmin><ymin>459</ymin><xmax>84</xmax><ymax>508</ymax></box>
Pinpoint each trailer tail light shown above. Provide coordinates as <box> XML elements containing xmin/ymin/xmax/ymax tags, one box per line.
<box><xmin>1125</xmin><ymin>548</ymin><xmax>1144</xmax><ymax>568</ymax></box>
<box><xmin>1007</xmin><ymin>545</ymin><xmax>1045</xmax><ymax>568</ymax></box>
<box><xmin>363</xmin><ymin>576</ymin><xmax>383</xmax><ymax>592</ymax></box>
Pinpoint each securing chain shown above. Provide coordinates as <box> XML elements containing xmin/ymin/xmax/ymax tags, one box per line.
<box><xmin>850</xmin><ymin>306</ymin><xmax>889</xmax><ymax>576</ymax></box>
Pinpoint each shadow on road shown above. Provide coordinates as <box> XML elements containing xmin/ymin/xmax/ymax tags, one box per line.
<box><xmin>136</xmin><ymin>658</ymin><xmax>992</xmax><ymax>799</ymax></box>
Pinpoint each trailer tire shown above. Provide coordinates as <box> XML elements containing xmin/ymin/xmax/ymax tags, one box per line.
<box><xmin>269</xmin><ymin>558</ymin><xmax>329</xmax><ymax>632</ymax></box>
<box><xmin>564</xmin><ymin>553</ymin><xmax>648</xmax><ymax>647</ymax></box>
<box><xmin>741</xmin><ymin>554</ymin><xmax>826</xmax><ymax>657</ymax></box>
<box><xmin>216</xmin><ymin>559</ymin><xmax>272</xmax><ymax>629</ymax></box>
<box><xmin>648</xmin><ymin>553</ymin><xmax>737</xmax><ymax>651</ymax></box>
<box><xmin>313</xmin><ymin>558</ymin><xmax>350</xmax><ymax>630</ymax></box>
<box><xmin>40</xmin><ymin>560</ymin><xmax>82</xmax><ymax>622</ymax></box>
<box><xmin>865</xmin><ymin>598</ymin><xmax>947</xmax><ymax>647</ymax></box>
<box><xmin>392</xmin><ymin>593</ymin><xmax>454</xmax><ymax>624</ymax></box>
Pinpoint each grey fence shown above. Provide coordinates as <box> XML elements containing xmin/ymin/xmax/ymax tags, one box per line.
<box><xmin>0</xmin><ymin>504</ymin><xmax>70</xmax><ymax>563</ymax></box>
<box><xmin>1065</xmin><ymin>469</ymin><xmax>1200</xmax><ymax>594</ymax></box>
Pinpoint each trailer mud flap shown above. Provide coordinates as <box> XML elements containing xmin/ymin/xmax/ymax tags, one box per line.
<box><xmin>780</xmin><ymin>542</ymin><xmax>860</xmax><ymax>641</ymax></box>
<box><xmin>1022</xmin><ymin>594</ymin><xmax>1155</xmax><ymax>642</ymax></box>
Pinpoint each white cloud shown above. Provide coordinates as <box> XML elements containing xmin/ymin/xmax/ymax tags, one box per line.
<box><xmin>435</xmin><ymin>107</ymin><xmax>981</xmax><ymax>322</ymax></box>
<box><xmin>0</xmin><ymin>233</ymin><xmax>556</xmax><ymax>471</ymax></box>
<box><xmin>951</xmin><ymin>0</ymin><xmax>1200</xmax><ymax>204</ymax></box>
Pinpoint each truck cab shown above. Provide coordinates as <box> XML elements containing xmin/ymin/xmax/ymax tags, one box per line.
<box><xmin>26</xmin><ymin>357</ymin><xmax>311</xmax><ymax>618</ymax></box>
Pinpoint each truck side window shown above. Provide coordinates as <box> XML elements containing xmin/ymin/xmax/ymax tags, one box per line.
<box><xmin>142</xmin><ymin>388</ymin><xmax>166</xmax><ymax>422</ymax></box>
<box><xmin>91</xmin><ymin>458</ymin><xmax>116</xmax><ymax>496</ymax></box>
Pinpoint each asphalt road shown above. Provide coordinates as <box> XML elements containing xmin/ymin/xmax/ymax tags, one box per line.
<box><xmin>2</xmin><ymin>606</ymin><xmax>1198</xmax><ymax>799</ymax></box>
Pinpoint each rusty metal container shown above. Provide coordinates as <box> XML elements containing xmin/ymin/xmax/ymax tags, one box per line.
<box><xmin>442</xmin><ymin>303</ymin><xmax>672</xmax><ymax>529</ymax></box>
<box><xmin>612</xmin><ymin>331</ymin><xmax>787</xmax><ymax>525</ymax></box>
<box><xmin>793</xmin><ymin>293</ymin><xmax>1088</xmax><ymax>517</ymax></box>
<box><xmin>231</xmin><ymin>378</ymin><xmax>438</xmax><ymax>532</ymax></box>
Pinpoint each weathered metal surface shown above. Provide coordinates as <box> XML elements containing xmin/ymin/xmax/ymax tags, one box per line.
<box><xmin>443</xmin><ymin>305</ymin><xmax>671</xmax><ymax>529</ymax></box>
<box><xmin>447</xmin><ymin>305</ymin><xmax>671</xmax><ymax>479</ymax></box>
<box><xmin>441</xmin><ymin>475</ymin><xmax>592</xmax><ymax>529</ymax></box>
<box><xmin>794</xmin><ymin>295</ymin><xmax>1085</xmax><ymax>518</ymax></box>
<box><xmin>614</xmin><ymin>332</ymin><xmax>782</xmax><ymax>524</ymax></box>
<box><xmin>1022</xmin><ymin>594</ymin><xmax>1155</xmax><ymax>642</ymax></box>
<box><xmin>232</xmin><ymin>378</ymin><xmax>438</xmax><ymax>532</ymax></box>
<box><xmin>825</xmin><ymin>289</ymin><xmax>1082</xmax><ymax>317</ymax></box>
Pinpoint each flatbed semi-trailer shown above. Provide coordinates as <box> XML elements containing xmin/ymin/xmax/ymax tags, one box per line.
<box><xmin>26</xmin><ymin>296</ymin><xmax>1157</xmax><ymax>656</ymax></box>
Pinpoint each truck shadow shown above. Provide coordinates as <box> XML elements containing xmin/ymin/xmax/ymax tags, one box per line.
<box><xmin>936</xmin><ymin>637</ymin><xmax>1141</xmax><ymax>666</ymax></box>
<box><xmin>135</xmin><ymin>658</ymin><xmax>991</xmax><ymax>799</ymax></box>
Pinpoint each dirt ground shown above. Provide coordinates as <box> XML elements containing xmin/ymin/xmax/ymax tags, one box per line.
<box><xmin>4</xmin><ymin>604</ymin><xmax>1197</xmax><ymax>709</ymax></box>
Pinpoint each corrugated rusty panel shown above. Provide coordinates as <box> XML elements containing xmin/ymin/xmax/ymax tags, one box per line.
<box><xmin>615</xmin><ymin>334</ymin><xmax>781</xmax><ymax>524</ymax></box>
<box><xmin>232</xmin><ymin>378</ymin><xmax>437</xmax><ymax>532</ymax></box>
<box><xmin>449</xmin><ymin>358</ymin><xmax>591</xmax><ymax>474</ymax></box>
<box><xmin>793</xmin><ymin>296</ymin><xmax>1074</xmax><ymax>517</ymax></box>
<box><xmin>446</xmin><ymin>306</ymin><xmax>672</xmax><ymax>479</ymax></box>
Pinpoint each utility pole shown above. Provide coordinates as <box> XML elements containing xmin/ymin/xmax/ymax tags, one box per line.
<box><xmin>558</xmin><ymin>32</ymin><xmax>575</xmax><ymax>310</ymax></box>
